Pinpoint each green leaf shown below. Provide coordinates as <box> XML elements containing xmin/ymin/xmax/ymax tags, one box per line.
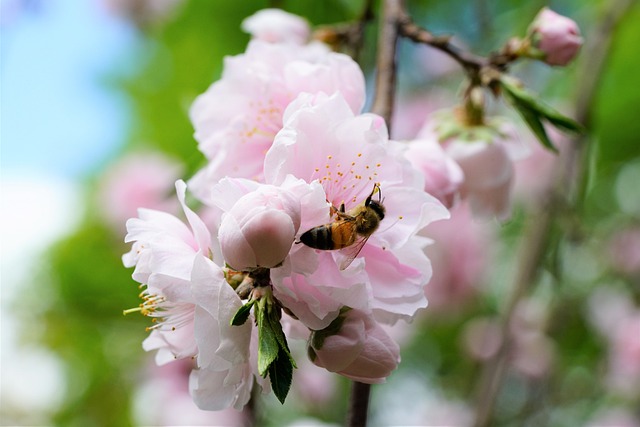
<box><xmin>254</xmin><ymin>290</ymin><xmax>297</xmax><ymax>403</ymax></box>
<box><xmin>256</xmin><ymin>301</ymin><xmax>280</xmax><ymax>377</ymax></box>
<box><xmin>505</xmin><ymin>90</ymin><xmax>558</xmax><ymax>152</ymax></box>
<box><xmin>267</xmin><ymin>309</ymin><xmax>297</xmax><ymax>368</ymax></box>
<box><xmin>500</xmin><ymin>76</ymin><xmax>584</xmax><ymax>152</ymax></box>
<box><xmin>268</xmin><ymin>347</ymin><xmax>294</xmax><ymax>405</ymax></box>
<box><xmin>230</xmin><ymin>300</ymin><xmax>255</xmax><ymax>326</ymax></box>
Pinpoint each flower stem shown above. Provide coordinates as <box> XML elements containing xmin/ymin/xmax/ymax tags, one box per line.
<box><xmin>347</xmin><ymin>381</ymin><xmax>371</xmax><ymax>427</ymax></box>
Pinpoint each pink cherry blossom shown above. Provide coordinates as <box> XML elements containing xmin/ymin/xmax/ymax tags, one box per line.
<box><xmin>463</xmin><ymin>299</ymin><xmax>556</xmax><ymax>379</ymax></box>
<box><xmin>97</xmin><ymin>151</ymin><xmax>182</xmax><ymax>232</ymax></box>
<box><xmin>390</xmin><ymin>91</ymin><xmax>450</xmax><ymax>140</ymax></box>
<box><xmin>123</xmin><ymin>180</ymin><xmax>213</xmax><ymax>365</ymax></box>
<box><xmin>291</xmin><ymin>355</ymin><xmax>338</xmax><ymax>407</ymax></box>
<box><xmin>404</xmin><ymin>138</ymin><xmax>463</xmax><ymax>208</ymax></box>
<box><xmin>241</xmin><ymin>9</ymin><xmax>310</xmax><ymax>45</ymax></box>
<box><xmin>588</xmin><ymin>288</ymin><xmax>640</xmax><ymax>396</ymax></box>
<box><xmin>308</xmin><ymin>309</ymin><xmax>400</xmax><ymax>384</ymax></box>
<box><xmin>264</xmin><ymin>92</ymin><xmax>449</xmax><ymax>329</ymax></box>
<box><xmin>134</xmin><ymin>359</ymin><xmax>247</xmax><ymax>426</ymax></box>
<box><xmin>608</xmin><ymin>226</ymin><xmax>640</xmax><ymax>277</ymax></box>
<box><xmin>586</xmin><ymin>408</ymin><xmax>640</xmax><ymax>427</ymax></box>
<box><xmin>513</xmin><ymin>128</ymin><xmax>568</xmax><ymax>205</ymax></box>
<box><xmin>123</xmin><ymin>181</ymin><xmax>270</xmax><ymax>410</ymax></box>
<box><xmin>422</xmin><ymin>202</ymin><xmax>494</xmax><ymax>312</ymax></box>
<box><xmin>189</xmin><ymin>40</ymin><xmax>366</xmax><ymax>202</ymax></box>
<box><xmin>188</xmin><ymin>254</ymin><xmax>262</xmax><ymax>410</ymax></box>
<box><xmin>607</xmin><ymin>312</ymin><xmax>640</xmax><ymax>396</ymax></box>
<box><xmin>462</xmin><ymin>317</ymin><xmax>502</xmax><ymax>360</ymax></box>
<box><xmin>528</xmin><ymin>7</ymin><xmax>583</xmax><ymax>66</ymax></box>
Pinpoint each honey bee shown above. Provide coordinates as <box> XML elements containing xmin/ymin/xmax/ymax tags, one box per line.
<box><xmin>299</xmin><ymin>184</ymin><xmax>385</xmax><ymax>270</ymax></box>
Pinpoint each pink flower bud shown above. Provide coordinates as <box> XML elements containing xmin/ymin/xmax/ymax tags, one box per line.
<box><xmin>404</xmin><ymin>138</ymin><xmax>464</xmax><ymax>208</ymax></box>
<box><xmin>308</xmin><ymin>310</ymin><xmax>400</xmax><ymax>384</ymax></box>
<box><xmin>418</xmin><ymin>111</ymin><xmax>527</xmax><ymax>220</ymax></box>
<box><xmin>218</xmin><ymin>186</ymin><xmax>300</xmax><ymax>271</ymax></box>
<box><xmin>448</xmin><ymin>140</ymin><xmax>514</xmax><ymax>219</ymax></box>
<box><xmin>528</xmin><ymin>7</ymin><xmax>582</xmax><ymax>66</ymax></box>
<box><xmin>241</xmin><ymin>9</ymin><xmax>310</xmax><ymax>45</ymax></box>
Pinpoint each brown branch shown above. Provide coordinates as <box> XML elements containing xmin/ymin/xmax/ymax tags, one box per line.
<box><xmin>398</xmin><ymin>12</ymin><xmax>485</xmax><ymax>76</ymax></box>
<box><xmin>371</xmin><ymin>0</ymin><xmax>404</xmax><ymax>129</ymax></box>
<box><xmin>471</xmin><ymin>2</ymin><xmax>636</xmax><ymax>426</ymax></box>
<box><xmin>347</xmin><ymin>381</ymin><xmax>372</xmax><ymax>427</ymax></box>
<box><xmin>396</xmin><ymin>9</ymin><xmax>519</xmax><ymax>85</ymax></box>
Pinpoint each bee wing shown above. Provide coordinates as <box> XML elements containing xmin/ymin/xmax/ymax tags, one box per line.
<box><xmin>338</xmin><ymin>234</ymin><xmax>371</xmax><ymax>271</ymax></box>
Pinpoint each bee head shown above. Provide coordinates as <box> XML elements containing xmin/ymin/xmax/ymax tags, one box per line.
<box><xmin>364</xmin><ymin>184</ymin><xmax>385</xmax><ymax>219</ymax></box>
<box><xmin>369</xmin><ymin>199</ymin><xmax>385</xmax><ymax>220</ymax></box>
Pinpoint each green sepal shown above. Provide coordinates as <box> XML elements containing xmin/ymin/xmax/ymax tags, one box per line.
<box><xmin>230</xmin><ymin>300</ymin><xmax>255</xmax><ymax>326</ymax></box>
<box><xmin>310</xmin><ymin>310</ymin><xmax>348</xmax><ymax>350</ymax></box>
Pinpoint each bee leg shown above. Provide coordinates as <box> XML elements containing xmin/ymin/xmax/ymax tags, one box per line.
<box><xmin>330</xmin><ymin>202</ymin><xmax>347</xmax><ymax>217</ymax></box>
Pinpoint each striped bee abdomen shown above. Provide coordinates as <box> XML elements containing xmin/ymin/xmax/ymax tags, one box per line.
<box><xmin>300</xmin><ymin>225</ymin><xmax>334</xmax><ymax>250</ymax></box>
<box><xmin>299</xmin><ymin>221</ymin><xmax>357</xmax><ymax>250</ymax></box>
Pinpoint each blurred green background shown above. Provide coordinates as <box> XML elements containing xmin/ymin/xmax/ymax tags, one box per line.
<box><xmin>2</xmin><ymin>0</ymin><xmax>639</xmax><ymax>426</ymax></box>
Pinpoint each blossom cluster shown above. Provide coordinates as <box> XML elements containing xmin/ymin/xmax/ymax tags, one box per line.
<box><xmin>120</xmin><ymin>7</ymin><xmax>579</xmax><ymax>411</ymax></box>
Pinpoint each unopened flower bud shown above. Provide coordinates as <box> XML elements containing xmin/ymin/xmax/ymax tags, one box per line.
<box><xmin>241</xmin><ymin>9</ymin><xmax>310</xmax><ymax>45</ymax></box>
<box><xmin>308</xmin><ymin>309</ymin><xmax>400</xmax><ymax>384</ymax></box>
<box><xmin>404</xmin><ymin>139</ymin><xmax>463</xmax><ymax>208</ymax></box>
<box><xmin>527</xmin><ymin>7</ymin><xmax>582</xmax><ymax>66</ymax></box>
<box><xmin>419</xmin><ymin>110</ymin><xmax>528</xmax><ymax>219</ymax></box>
<box><xmin>219</xmin><ymin>186</ymin><xmax>300</xmax><ymax>271</ymax></box>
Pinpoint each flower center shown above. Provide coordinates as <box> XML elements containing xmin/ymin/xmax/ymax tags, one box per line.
<box><xmin>241</xmin><ymin>98</ymin><xmax>284</xmax><ymax>144</ymax></box>
<box><xmin>123</xmin><ymin>289</ymin><xmax>194</xmax><ymax>332</ymax></box>
<box><xmin>311</xmin><ymin>153</ymin><xmax>382</xmax><ymax>209</ymax></box>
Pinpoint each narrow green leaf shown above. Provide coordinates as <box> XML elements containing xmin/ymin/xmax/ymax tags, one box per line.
<box><xmin>500</xmin><ymin>77</ymin><xmax>584</xmax><ymax>135</ymax></box>
<box><xmin>543</xmin><ymin>110</ymin><xmax>585</xmax><ymax>134</ymax></box>
<box><xmin>268</xmin><ymin>347</ymin><xmax>294</xmax><ymax>404</ymax></box>
<box><xmin>230</xmin><ymin>300</ymin><xmax>255</xmax><ymax>326</ymax></box>
<box><xmin>505</xmin><ymin>90</ymin><xmax>558</xmax><ymax>152</ymax></box>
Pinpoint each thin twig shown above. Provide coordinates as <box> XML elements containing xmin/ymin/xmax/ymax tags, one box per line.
<box><xmin>471</xmin><ymin>2</ymin><xmax>636</xmax><ymax>426</ymax></box>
